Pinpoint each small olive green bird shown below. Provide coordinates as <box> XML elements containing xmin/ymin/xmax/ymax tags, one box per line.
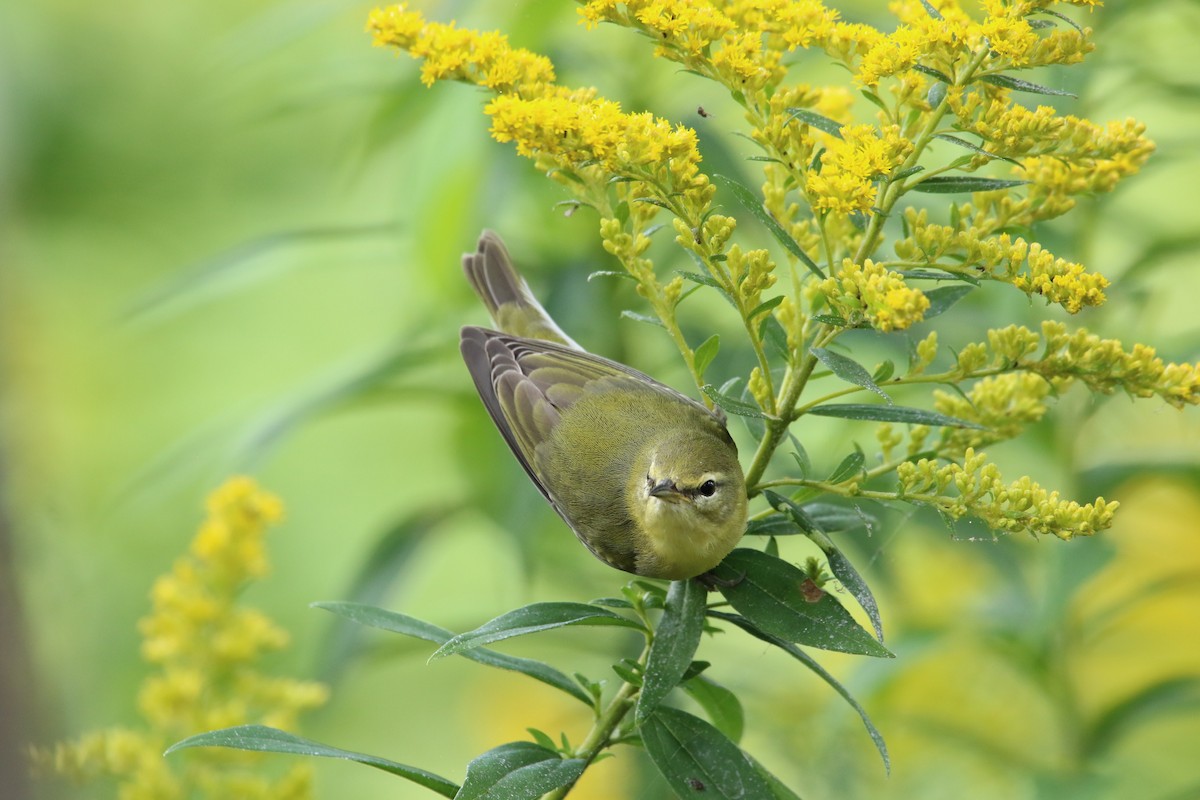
<box><xmin>459</xmin><ymin>231</ymin><xmax>747</xmax><ymax>580</ymax></box>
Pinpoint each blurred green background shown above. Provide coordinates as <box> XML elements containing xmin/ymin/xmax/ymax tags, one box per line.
<box><xmin>3</xmin><ymin>1</ymin><xmax>1199</xmax><ymax>798</ymax></box>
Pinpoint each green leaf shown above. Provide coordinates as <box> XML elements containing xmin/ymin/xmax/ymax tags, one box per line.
<box><xmin>763</xmin><ymin>486</ymin><xmax>885</xmax><ymax>644</ymax></box>
<box><xmin>810</xmin><ymin>347</ymin><xmax>892</xmax><ymax>403</ymax></box>
<box><xmin>614</xmin><ymin>199</ymin><xmax>631</xmax><ymax>225</ymax></box>
<box><xmin>923</xmin><ymin>284</ymin><xmax>976</xmax><ymax>319</ymax></box>
<box><xmin>933</xmin><ymin>133</ymin><xmax>1021</xmax><ymax>165</ymax></box>
<box><xmin>457</xmin><ymin>742</ymin><xmax>585</xmax><ymax>800</ymax></box>
<box><xmin>682</xmin><ymin>676</ymin><xmax>745</xmax><ymax>744</ymax></box>
<box><xmin>702</xmin><ymin>384</ymin><xmax>768</xmax><ymax>419</ymax></box>
<box><xmin>746</xmin><ymin>752</ymin><xmax>806</xmax><ymax>800</ymax></box>
<box><xmin>313</xmin><ymin>602</ymin><xmax>591</xmax><ymax>705</ymax></box>
<box><xmin>804</xmin><ymin>502</ymin><xmax>877</xmax><ymax>533</ymax></box>
<box><xmin>919</xmin><ymin>0</ymin><xmax>944</xmax><ymax>20</ymax></box>
<box><xmin>826</xmin><ymin>548</ymin><xmax>884</xmax><ymax>643</ymax></box>
<box><xmin>913</xmin><ymin>64</ymin><xmax>952</xmax><ymax>83</ymax></box>
<box><xmin>429</xmin><ymin>602</ymin><xmax>643</xmax><ymax>661</ymax></box>
<box><xmin>748</xmin><ymin>294</ymin><xmax>785</xmax><ymax>320</ymax></box>
<box><xmin>165</xmin><ymin>726</ymin><xmax>459</xmax><ymax>798</ymax></box>
<box><xmin>762</xmin><ymin>490</ymin><xmax>822</xmax><ymax>535</ymax></box>
<box><xmin>980</xmin><ymin>73</ymin><xmax>1076</xmax><ymax>97</ymax></box>
<box><xmin>710</xmin><ymin>612</ymin><xmax>891</xmax><ymax>773</ymax></box>
<box><xmin>745</xmin><ymin>514</ymin><xmax>803</xmax><ymax>537</ymax></box>
<box><xmin>758</xmin><ymin>314</ymin><xmax>791</xmax><ymax>361</ymax></box>
<box><xmin>910</xmin><ymin>176</ymin><xmax>1030</xmax><ymax>194</ymax></box>
<box><xmin>811</xmin><ymin>313</ymin><xmax>849</xmax><ymax>326</ymax></box>
<box><xmin>621</xmin><ymin>310</ymin><xmax>666</xmax><ymax>328</ymax></box>
<box><xmin>784</xmin><ymin>107</ymin><xmax>844</xmax><ymax>138</ymax></box>
<box><xmin>677</xmin><ymin>269</ymin><xmax>725</xmax><ymax>290</ymax></box>
<box><xmin>693</xmin><ymin>335</ymin><xmax>721</xmax><ymax>380</ymax></box>
<box><xmin>1029</xmin><ymin>7</ymin><xmax>1083</xmax><ymax>34</ymax></box>
<box><xmin>873</xmin><ymin>360</ymin><xmax>895</xmax><ymax>383</ymax></box>
<box><xmin>641</xmin><ymin>706</ymin><xmax>774</xmax><ymax>800</ymax></box>
<box><xmin>638</xmin><ymin>580</ymin><xmax>707</xmax><ymax>724</ymax></box>
<box><xmin>807</xmin><ymin>403</ymin><xmax>986</xmax><ymax>429</ymax></box>
<box><xmin>827</xmin><ymin>451</ymin><xmax>866</xmax><ymax>484</ymax></box>
<box><xmin>711</xmin><ymin>549</ymin><xmax>893</xmax><ymax>657</ymax></box>
<box><xmin>635</xmin><ymin>196</ymin><xmax>676</xmax><ymax>211</ymax></box>
<box><xmin>859</xmin><ymin>89</ymin><xmax>890</xmax><ymax>116</ymax></box>
<box><xmin>714</xmin><ymin>174</ymin><xmax>824</xmax><ymax>279</ymax></box>
<box><xmin>587</xmin><ymin>270</ymin><xmax>637</xmax><ymax>283</ymax></box>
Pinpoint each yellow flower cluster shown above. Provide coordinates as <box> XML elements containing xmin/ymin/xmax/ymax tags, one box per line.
<box><xmin>894</xmin><ymin>208</ymin><xmax>1109</xmax><ymax>313</ymax></box>
<box><xmin>725</xmin><ymin>244</ymin><xmax>778</xmax><ymax>311</ymax></box>
<box><xmin>934</xmin><ymin>372</ymin><xmax>1053</xmax><ymax>454</ymax></box>
<box><xmin>579</xmin><ymin>0</ymin><xmax>840</xmax><ymax>92</ymax></box>
<box><xmin>806</xmin><ymin>124</ymin><xmax>913</xmax><ymax>216</ymax></box>
<box><xmin>950</xmin><ymin>322</ymin><xmax>1200</xmax><ymax>409</ymax></box>
<box><xmin>35</xmin><ymin>478</ymin><xmax>327</xmax><ymax>800</ymax></box>
<box><xmin>898</xmin><ymin>448</ymin><xmax>1118</xmax><ymax>539</ymax></box>
<box><xmin>368</xmin><ymin>4</ymin><xmax>553</xmax><ymax>90</ymax></box>
<box><xmin>818</xmin><ymin>258</ymin><xmax>930</xmax><ymax>332</ymax></box>
<box><xmin>369</xmin><ymin>4</ymin><xmax>710</xmax><ymax>224</ymax></box>
<box><xmin>1031</xmin><ymin>322</ymin><xmax>1200</xmax><ymax>408</ymax></box>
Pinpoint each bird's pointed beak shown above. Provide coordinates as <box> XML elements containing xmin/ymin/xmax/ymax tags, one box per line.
<box><xmin>648</xmin><ymin>478</ymin><xmax>685</xmax><ymax>503</ymax></box>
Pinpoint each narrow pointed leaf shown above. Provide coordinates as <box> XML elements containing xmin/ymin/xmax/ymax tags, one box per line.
<box><xmin>981</xmin><ymin>73</ymin><xmax>1076</xmax><ymax>97</ymax></box>
<box><xmin>313</xmin><ymin>602</ymin><xmax>590</xmax><ymax>705</ymax></box>
<box><xmin>1029</xmin><ymin>7</ymin><xmax>1083</xmax><ymax>33</ymax></box>
<box><xmin>919</xmin><ymin>0</ymin><xmax>944</xmax><ymax>19</ymax></box>
<box><xmin>923</xmin><ymin>284</ymin><xmax>976</xmax><ymax>318</ymax></box>
<box><xmin>745</xmin><ymin>514</ymin><xmax>803</xmax><ymax>536</ymax></box>
<box><xmin>933</xmin><ymin>133</ymin><xmax>1021</xmax><ymax>165</ymax></box>
<box><xmin>588</xmin><ymin>270</ymin><xmax>637</xmax><ymax>282</ymax></box>
<box><xmin>827</xmin><ymin>451</ymin><xmax>866</xmax><ymax>484</ymax></box>
<box><xmin>714</xmin><ymin>174</ymin><xmax>824</xmax><ymax>279</ymax></box>
<box><xmin>748</xmin><ymin>294</ymin><xmax>785</xmax><ymax>320</ymax></box>
<box><xmin>811</xmin><ymin>347</ymin><xmax>892</xmax><ymax>403</ymax></box>
<box><xmin>758</xmin><ymin>314</ymin><xmax>791</xmax><ymax>360</ymax></box>
<box><xmin>642</xmin><ymin>706</ymin><xmax>773</xmax><ymax>800</ymax></box>
<box><xmin>910</xmin><ymin>176</ymin><xmax>1030</xmax><ymax>194</ymax></box>
<box><xmin>457</xmin><ymin>742</ymin><xmax>585</xmax><ymax>800</ymax></box>
<box><xmin>746</xmin><ymin>753</ymin><xmax>805</xmax><ymax>800</ymax></box>
<box><xmin>826</xmin><ymin>548</ymin><xmax>884</xmax><ymax>643</ymax></box>
<box><xmin>913</xmin><ymin>64</ymin><xmax>952</xmax><ymax>83</ymax></box>
<box><xmin>762</xmin><ymin>490</ymin><xmax>822</xmax><ymax>535</ymax></box>
<box><xmin>693</xmin><ymin>335</ymin><xmax>721</xmax><ymax>380</ymax></box>
<box><xmin>808</xmin><ymin>403</ymin><xmax>986</xmax><ymax>429</ymax></box>
<box><xmin>702</xmin><ymin>384</ymin><xmax>768</xmax><ymax>419</ymax></box>
<box><xmin>784</xmin><ymin>108</ymin><xmax>845</xmax><ymax>138</ymax></box>
<box><xmin>621</xmin><ymin>310</ymin><xmax>667</xmax><ymax>328</ymax></box>
<box><xmin>711</xmin><ymin>549</ymin><xmax>892</xmax><ymax>657</ymax></box>
<box><xmin>804</xmin><ymin>502</ymin><xmax>878</xmax><ymax>533</ymax></box>
<box><xmin>710</xmin><ymin>612</ymin><xmax>890</xmax><ymax>773</ymax></box>
<box><xmin>430</xmin><ymin>603</ymin><xmax>643</xmax><ymax>661</ymax></box>
<box><xmin>682</xmin><ymin>676</ymin><xmax>745</xmax><ymax>744</ymax></box>
<box><xmin>165</xmin><ymin>726</ymin><xmax>459</xmax><ymax>798</ymax></box>
<box><xmin>638</xmin><ymin>580</ymin><xmax>707</xmax><ymax>723</ymax></box>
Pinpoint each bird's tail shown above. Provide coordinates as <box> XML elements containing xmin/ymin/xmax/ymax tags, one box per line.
<box><xmin>463</xmin><ymin>230</ymin><xmax>580</xmax><ymax>349</ymax></box>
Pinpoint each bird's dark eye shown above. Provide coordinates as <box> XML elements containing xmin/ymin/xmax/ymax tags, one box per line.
<box><xmin>699</xmin><ymin>480</ymin><xmax>717</xmax><ymax>497</ymax></box>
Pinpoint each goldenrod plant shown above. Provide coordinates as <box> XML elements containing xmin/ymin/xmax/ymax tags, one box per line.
<box><xmin>34</xmin><ymin>479</ymin><xmax>327</xmax><ymax>800</ymax></box>
<box><xmin>166</xmin><ymin>2</ymin><xmax>1195</xmax><ymax>798</ymax></box>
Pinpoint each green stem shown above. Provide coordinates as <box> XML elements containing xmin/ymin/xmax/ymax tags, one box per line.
<box><xmin>853</xmin><ymin>45</ymin><xmax>992</xmax><ymax>265</ymax></box>
<box><xmin>541</xmin><ymin>638</ymin><xmax>649</xmax><ymax>800</ymax></box>
<box><xmin>744</xmin><ymin>323</ymin><xmax>839</xmax><ymax>493</ymax></box>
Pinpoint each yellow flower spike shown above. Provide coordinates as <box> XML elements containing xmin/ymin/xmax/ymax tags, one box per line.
<box><xmin>37</xmin><ymin>478</ymin><xmax>325</xmax><ymax>798</ymax></box>
<box><xmin>899</xmin><ymin>448</ymin><xmax>1118</xmax><ymax>540</ymax></box>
